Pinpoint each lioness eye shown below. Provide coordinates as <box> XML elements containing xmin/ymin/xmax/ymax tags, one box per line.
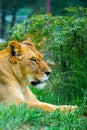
<box><xmin>31</xmin><ymin>57</ymin><xmax>37</xmax><ymax>62</ymax></box>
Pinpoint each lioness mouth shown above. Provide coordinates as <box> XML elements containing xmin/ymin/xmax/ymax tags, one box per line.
<box><xmin>31</xmin><ymin>80</ymin><xmax>45</xmax><ymax>86</ymax></box>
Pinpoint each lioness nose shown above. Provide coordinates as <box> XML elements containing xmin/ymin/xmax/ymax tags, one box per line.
<box><xmin>44</xmin><ymin>71</ymin><xmax>51</xmax><ymax>76</ymax></box>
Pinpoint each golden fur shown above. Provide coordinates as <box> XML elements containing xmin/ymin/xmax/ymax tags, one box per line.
<box><xmin>0</xmin><ymin>40</ymin><xmax>77</xmax><ymax>112</ymax></box>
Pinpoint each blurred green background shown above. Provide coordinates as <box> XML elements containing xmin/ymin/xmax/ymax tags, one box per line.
<box><xmin>0</xmin><ymin>0</ymin><xmax>87</xmax><ymax>40</ymax></box>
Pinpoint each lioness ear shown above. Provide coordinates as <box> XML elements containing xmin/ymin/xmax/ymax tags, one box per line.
<box><xmin>8</xmin><ymin>41</ymin><xmax>22</xmax><ymax>56</ymax></box>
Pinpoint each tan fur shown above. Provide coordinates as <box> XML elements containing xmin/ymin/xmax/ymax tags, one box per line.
<box><xmin>0</xmin><ymin>40</ymin><xmax>77</xmax><ymax>112</ymax></box>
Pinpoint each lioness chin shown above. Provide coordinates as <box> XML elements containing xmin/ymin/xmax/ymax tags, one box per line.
<box><xmin>0</xmin><ymin>40</ymin><xmax>77</xmax><ymax>112</ymax></box>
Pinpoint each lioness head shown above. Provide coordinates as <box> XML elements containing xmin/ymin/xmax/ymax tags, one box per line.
<box><xmin>8</xmin><ymin>40</ymin><xmax>51</xmax><ymax>89</ymax></box>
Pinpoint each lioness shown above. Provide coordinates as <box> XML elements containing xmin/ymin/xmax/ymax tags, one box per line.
<box><xmin>0</xmin><ymin>40</ymin><xmax>77</xmax><ymax>112</ymax></box>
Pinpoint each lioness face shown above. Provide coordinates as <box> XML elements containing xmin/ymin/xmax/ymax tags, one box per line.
<box><xmin>8</xmin><ymin>40</ymin><xmax>51</xmax><ymax>89</ymax></box>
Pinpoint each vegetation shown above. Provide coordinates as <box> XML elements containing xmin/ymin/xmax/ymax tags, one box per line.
<box><xmin>0</xmin><ymin>7</ymin><xmax>87</xmax><ymax>129</ymax></box>
<box><xmin>0</xmin><ymin>102</ymin><xmax>87</xmax><ymax>130</ymax></box>
<box><xmin>9</xmin><ymin>7</ymin><xmax>87</xmax><ymax>100</ymax></box>
<box><xmin>1</xmin><ymin>0</ymin><xmax>87</xmax><ymax>39</ymax></box>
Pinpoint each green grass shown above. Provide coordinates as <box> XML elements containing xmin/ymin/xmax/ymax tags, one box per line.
<box><xmin>0</xmin><ymin>103</ymin><xmax>87</xmax><ymax>130</ymax></box>
<box><xmin>0</xmin><ymin>86</ymin><xmax>87</xmax><ymax>130</ymax></box>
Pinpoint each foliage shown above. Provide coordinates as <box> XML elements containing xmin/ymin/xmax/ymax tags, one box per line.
<box><xmin>51</xmin><ymin>0</ymin><xmax>87</xmax><ymax>15</ymax></box>
<box><xmin>9</xmin><ymin>7</ymin><xmax>87</xmax><ymax>99</ymax></box>
<box><xmin>0</xmin><ymin>42</ymin><xmax>8</xmax><ymax>51</ymax></box>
